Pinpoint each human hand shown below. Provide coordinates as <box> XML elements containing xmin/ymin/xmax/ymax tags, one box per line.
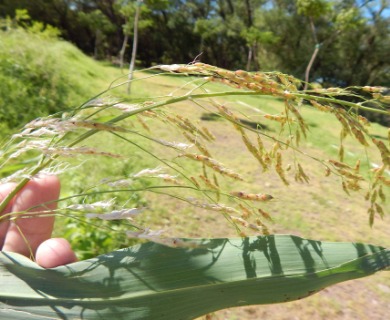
<box><xmin>0</xmin><ymin>175</ymin><xmax>77</xmax><ymax>268</ymax></box>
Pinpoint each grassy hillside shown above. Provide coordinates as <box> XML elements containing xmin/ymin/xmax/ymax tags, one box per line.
<box><xmin>0</xmin><ymin>32</ymin><xmax>389</xmax><ymax>320</ymax></box>
<box><xmin>0</xmin><ymin>29</ymin><xmax>122</xmax><ymax>133</ymax></box>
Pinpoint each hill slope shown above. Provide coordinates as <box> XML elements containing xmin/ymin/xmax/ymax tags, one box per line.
<box><xmin>0</xmin><ymin>29</ymin><xmax>120</xmax><ymax>133</ymax></box>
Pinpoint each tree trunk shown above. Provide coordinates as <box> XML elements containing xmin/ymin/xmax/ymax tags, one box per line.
<box><xmin>244</xmin><ymin>0</ymin><xmax>253</xmax><ymax>27</ymax></box>
<box><xmin>119</xmin><ymin>33</ymin><xmax>129</xmax><ymax>71</ymax></box>
<box><xmin>246</xmin><ymin>46</ymin><xmax>252</xmax><ymax>71</ymax></box>
<box><xmin>304</xmin><ymin>17</ymin><xmax>319</xmax><ymax>90</ymax></box>
<box><xmin>127</xmin><ymin>0</ymin><xmax>142</xmax><ymax>94</ymax></box>
<box><xmin>94</xmin><ymin>29</ymin><xmax>101</xmax><ymax>59</ymax></box>
<box><xmin>304</xmin><ymin>44</ymin><xmax>320</xmax><ymax>89</ymax></box>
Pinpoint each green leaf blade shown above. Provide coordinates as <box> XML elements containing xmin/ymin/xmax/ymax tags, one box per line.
<box><xmin>1</xmin><ymin>235</ymin><xmax>388</xmax><ymax>319</ymax></box>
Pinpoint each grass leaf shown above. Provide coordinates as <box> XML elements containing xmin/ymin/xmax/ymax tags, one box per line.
<box><xmin>1</xmin><ymin>235</ymin><xmax>388</xmax><ymax>319</ymax></box>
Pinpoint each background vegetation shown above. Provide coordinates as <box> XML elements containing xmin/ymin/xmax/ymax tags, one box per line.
<box><xmin>1</xmin><ymin>0</ymin><xmax>389</xmax><ymax>87</ymax></box>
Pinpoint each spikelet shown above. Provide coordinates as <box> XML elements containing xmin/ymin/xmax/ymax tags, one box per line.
<box><xmin>168</xmin><ymin>115</ymin><xmax>210</xmax><ymax>141</ymax></box>
<box><xmin>190</xmin><ymin>176</ymin><xmax>200</xmax><ymax>188</ymax></box>
<box><xmin>378</xmin><ymin>185</ymin><xmax>386</xmax><ymax>203</ymax></box>
<box><xmin>338</xmin><ymin>108</ymin><xmax>366</xmax><ymax>133</ymax></box>
<box><xmin>182</xmin><ymin>153</ymin><xmax>243</xmax><ymax>180</ymax></box>
<box><xmin>182</xmin><ymin>131</ymin><xmax>211</xmax><ymax>157</ymax></box>
<box><xmin>295</xmin><ymin>128</ymin><xmax>301</xmax><ymax>147</ymax></box>
<box><xmin>238</xmin><ymin>231</ymin><xmax>247</xmax><ymax>238</ymax></box>
<box><xmin>362</xmin><ymin>86</ymin><xmax>385</xmax><ymax>93</ymax></box>
<box><xmin>239</xmin><ymin>204</ymin><xmax>253</xmax><ymax>219</ymax></box>
<box><xmin>141</xmin><ymin>110</ymin><xmax>158</xmax><ymax>118</ymax></box>
<box><xmin>166</xmin><ymin>115</ymin><xmax>191</xmax><ymax>132</ymax></box>
<box><xmin>338</xmin><ymin>144</ymin><xmax>345</xmax><ymax>162</ymax></box>
<box><xmin>388</xmin><ymin>128</ymin><xmax>390</xmax><ymax>146</ymax></box>
<box><xmin>187</xmin><ymin>198</ymin><xmax>240</xmax><ymax>215</ymax></box>
<box><xmin>295</xmin><ymin>163</ymin><xmax>310</xmax><ymax>183</ymax></box>
<box><xmin>270</xmin><ymin>142</ymin><xmax>281</xmax><ymax>158</ymax></box>
<box><xmin>373</xmin><ymin>93</ymin><xmax>390</xmax><ymax>103</ymax></box>
<box><xmin>20</xmin><ymin>118</ymin><xmax>128</xmax><ymax>136</ymax></box>
<box><xmin>310</xmin><ymin>100</ymin><xmax>332</xmax><ymax>112</ymax></box>
<box><xmin>378</xmin><ymin>176</ymin><xmax>390</xmax><ymax>186</ymax></box>
<box><xmin>201</xmin><ymin>126</ymin><xmax>215</xmax><ymax>141</ymax></box>
<box><xmin>230</xmin><ymin>216</ymin><xmax>263</xmax><ymax>233</ymax></box>
<box><xmin>284</xmin><ymin>136</ymin><xmax>292</xmax><ymax>150</ymax></box>
<box><xmin>258</xmin><ymin>208</ymin><xmax>274</xmax><ymax>222</ymax></box>
<box><xmin>69</xmin><ymin>120</ymin><xmax>128</xmax><ymax>133</ymax></box>
<box><xmin>325</xmin><ymin>167</ymin><xmax>331</xmax><ymax>177</ymax></box>
<box><xmin>213</xmin><ymin>173</ymin><xmax>219</xmax><ymax>187</ymax></box>
<box><xmin>257</xmin><ymin>135</ymin><xmax>265</xmax><ymax>155</ymax></box>
<box><xmin>358</xmin><ymin>115</ymin><xmax>370</xmax><ymax>126</ymax></box>
<box><xmin>328</xmin><ymin>159</ymin><xmax>354</xmax><ymax>170</ymax></box>
<box><xmin>334</xmin><ymin>112</ymin><xmax>351</xmax><ymax>136</ymax></box>
<box><xmin>177</xmin><ymin>115</ymin><xmax>197</xmax><ymax>132</ymax></box>
<box><xmin>374</xmin><ymin>203</ymin><xmax>385</xmax><ymax>219</ymax></box>
<box><xmin>43</xmin><ymin>146</ymin><xmax>123</xmax><ymax>159</ymax></box>
<box><xmin>285</xmin><ymin>101</ymin><xmax>307</xmax><ymax>137</ymax></box>
<box><xmin>137</xmin><ymin>115</ymin><xmax>150</xmax><ymax>132</ymax></box>
<box><xmin>354</xmin><ymin>160</ymin><xmax>361</xmax><ymax>173</ymax></box>
<box><xmin>215</xmin><ymin>104</ymin><xmax>239</xmax><ymax>123</ymax></box>
<box><xmin>199</xmin><ymin>175</ymin><xmax>219</xmax><ymax>191</ymax></box>
<box><xmin>337</xmin><ymin>168</ymin><xmax>364</xmax><ymax>181</ymax></box>
<box><xmin>277</xmin><ymin>73</ymin><xmax>300</xmax><ymax>91</ymax></box>
<box><xmin>235</xmin><ymin>69</ymin><xmax>253</xmax><ymax>82</ymax></box>
<box><xmin>230</xmin><ymin>216</ymin><xmax>250</xmax><ymax>228</ymax></box>
<box><xmin>372</xmin><ymin>138</ymin><xmax>390</xmax><ymax>166</ymax></box>
<box><xmin>230</xmin><ymin>191</ymin><xmax>274</xmax><ymax>202</ymax></box>
<box><xmin>275</xmin><ymin>152</ymin><xmax>289</xmax><ymax>185</ymax></box>
<box><xmin>240</xmin><ymin>131</ymin><xmax>268</xmax><ymax>171</ymax></box>
<box><xmin>368</xmin><ymin>206</ymin><xmax>375</xmax><ymax>227</ymax></box>
<box><xmin>372</xmin><ymin>165</ymin><xmax>385</xmax><ymax>187</ymax></box>
<box><xmin>342</xmin><ymin>181</ymin><xmax>350</xmax><ymax>195</ymax></box>
<box><xmin>346</xmin><ymin>179</ymin><xmax>361</xmax><ymax>191</ymax></box>
<box><xmin>156</xmin><ymin>174</ymin><xmax>182</xmax><ymax>185</ymax></box>
<box><xmin>263</xmin><ymin>152</ymin><xmax>272</xmax><ymax>167</ymax></box>
<box><xmin>370</xmin><ymin>190</ymin><xmax>378</xmax><ymax>204</ymax></box>
<box><xmin>264</xmin><ymin>114</ymin><xmax>288</xmax><ymax>125</ymax></box>
<box><xmin>351</xmin><ymin>127</ymin><xmax>369</xmax><ymax>147</ymax></box>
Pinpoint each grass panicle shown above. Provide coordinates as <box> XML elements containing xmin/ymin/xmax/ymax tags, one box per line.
<box><xmin>1</xmin><ymin>63</ymin><xmax>389</xmax><ymax>258</ymax></box>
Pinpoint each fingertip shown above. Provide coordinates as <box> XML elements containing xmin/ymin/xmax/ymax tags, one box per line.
<box><xmin>36</xmin><ymin>238</ymin><xmax>77</xmax><ymax>268</ymax></box>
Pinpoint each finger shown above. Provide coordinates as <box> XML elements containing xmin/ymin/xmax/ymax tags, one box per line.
<box><xmin>2</xmin><ymin>175</ymin><xmax>61</xmax><ymax>257</ymax></box>
<box><xmin>0</xmin><ymin>182</ymin><xmax>16</xmax><ymax>248</ymax></box>
<box><xmin>36</xmin><ymin>238</ymin><xmax>77</xmax><ymax>268</ymax></box>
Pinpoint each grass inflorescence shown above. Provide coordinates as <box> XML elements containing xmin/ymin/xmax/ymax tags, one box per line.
<box><xmin>0</xmin><ymin>62</ymin><xmax>389</xmax><ymax>259</ymax></box>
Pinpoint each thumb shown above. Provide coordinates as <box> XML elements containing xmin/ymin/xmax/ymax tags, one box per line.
<box><xmin>35</xmin><ymin>238</ymin><xmax>77</xmax><ymax>268</ymax></box>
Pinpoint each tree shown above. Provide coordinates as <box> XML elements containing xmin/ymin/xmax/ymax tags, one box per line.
<box><xmin>127</xmin><ymin>0</ymin><xmax>143</xmax><ymax>93</ymax></box>
<box><xmin>77</xmin><ymin>9</ymin><xmax>116</xmax><ymax>59</ymax></box>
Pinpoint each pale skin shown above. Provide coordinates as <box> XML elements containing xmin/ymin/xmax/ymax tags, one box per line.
<box><xmin>0</xmin><ymin>175</ymin><xmax>77</xmax><ymax>268</ymax></box>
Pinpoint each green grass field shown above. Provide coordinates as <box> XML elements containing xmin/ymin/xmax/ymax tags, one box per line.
<box><xmin>1</xmin><ymin>30</ymin><xmax>389</xmax><ymax>320</ymax></box>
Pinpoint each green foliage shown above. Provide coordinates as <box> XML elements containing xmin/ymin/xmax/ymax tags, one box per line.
<box><xmin>5</xmin><ymin>8</ymin><xmax>61</xmax><ymax>38</ymax></box>
<box><xmin>297</xmin><ymin>0</ymin><xmax>331</xmax><ymax>18</ymax></box>
<box><xmin>2</xmin><ymin>1</ymin><xmax>387</xmax><ymax>87</ymax></box>
<box><xmin>241</xmin><ymin>27</ymin><xmax>278</xmax><ymax>46</ymax></box>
